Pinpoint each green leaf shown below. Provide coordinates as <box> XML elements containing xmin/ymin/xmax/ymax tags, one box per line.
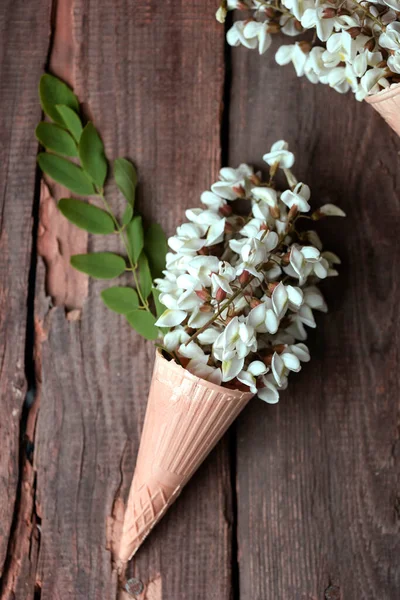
<box><xmin>39</xmin><ymin>74</ymin><xmax>79</xmax><ymax>126</ymax></box>
<box><xmin>138</xmin><ymin>252</ymin><xmax>152</xmax><ymax>299</ymax></box>
<box><xmin>126</xmin><ymin>216</ymin><xmax>144</xmax><ymax>264</ymax></box>
<box><xmin>144</xmin><ymin>223</ymin><xmax>168</xmax><ymax>279</ymax></box>
<box><xmin>121</xmin><ymin>204</ymin><xmax>133</xmax><ymax>227</ymax></box>
<box><xmin>70</xmin><ymin>252</ymin><xmax>126</xmax><ymax>279</ymax></box>
<box><xmin>55</xmin><ymin>105</ymin><xmax>83</xmax><ymax>142</ymax></box>
<box><xmin>35</xmin><ymin>122</ymin><xmax>78</xmax><ymax>157</ymax></box>
<box><xmin>101</xmin><ymin>286</ymin><xmax>139</xmax><ymax>314</ymax></box>
<box><xmin>126</xmin><ymin>310</ymin><xmax>159</xmax><ymax>340</ymax></box>
<box><xmin>152</xmin><ymin>288</ymin><xmax>165</xmax><ymax>317</ymax></box>
<box><xmin>79</xmin><ymin>122</ymin><xmax>108</xmax><ymax>188</ymax></box>
<box><xmin>37</xmin><ymin>153</ymin><xmax>95</xmax><ymax>196</ymax></box>
<box><xmin>114</xmin><ymin>158</ymin><xmax>137</xmax><ymax>209</ymax></box>
<box><xmin>58</xmin><ymin>198</ymin><xmax>115</xmax><ymax>234</ymax></box>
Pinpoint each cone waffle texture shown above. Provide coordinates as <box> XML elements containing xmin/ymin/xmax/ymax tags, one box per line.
<box><xmin>118</xmin><ymin>350</ymin><xmax>254</xmax><ymax>562</ymax></box>
<box><xmin>366</xmin><ymin>84</ymin><xmax>400</xmax><ymax>137</ymax></box>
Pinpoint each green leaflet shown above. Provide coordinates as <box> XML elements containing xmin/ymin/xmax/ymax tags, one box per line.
<box><xmin>114</xmin><ymin>158</ymin><xmax>137</xmax><ymax>208</ymax></box>
<box><xmin>58</xmin><ymin>198</ymin><xmax>115</xmax><ymax>234</ymax></box>
<box><xmin>37</xmin><ymin>153</ymin><xmax>95</xmax><ymax>196</ymax></box>
<box><xmin>79</xmin><ymin>122</ymin><xmax>108</xmax><ymax>188</ymax></box>
<box><xmin>126</xmin><ymin>310</ymin><xmax>159</xmax><ymax>340</ymax></box>
<box><xmin>55</xmin><ymin>105</ymin><xmax>83</xmax><ymax>142</ymax></box>
<box><xmin>36</xmin><ymin>122</ymin><xmax>78</xmax><ymax>157</ymax></box>
<box><xmin>39</xmin><ymin>74</ymin><xmax>79</xmax><ymax>126</ymax></box>
<box><xmin>138</xmin><ymin>252</ymin><xmax>152</xmax><ymax>299</ymax></box>
<box><xmin>126</xmin><ymin>215</ymin><xmax>144</xmax><ymax>264</ymax></box>
<box><xmin>70</xmin><ymin>252</ymin><xmax>126</xmax><ymax>279</ymax></box>
<box><xmin>101</xmin><ymin>286</ymin><xmax>139</xmax><ymax>314</ymax></box>
<box><xmin>144</xmin><ymin>223</ymin><xmax>168</xmax><ymax>279</ymax></box>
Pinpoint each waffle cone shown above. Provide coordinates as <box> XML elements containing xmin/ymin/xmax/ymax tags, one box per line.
<box><xmin>366</xmin><ymin>84</ymin><xmax>400</xmax><ymax>137</ymax></box>
<box><xmin>117</xmin><ymin>350</ymin><xmax>253</xmax><ymax>562</ymax></box>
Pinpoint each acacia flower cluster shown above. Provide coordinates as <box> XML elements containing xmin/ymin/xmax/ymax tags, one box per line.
<box><xmin>217</xmin><ymin>0</ymin><xmax>400</xmax><ymax>100</ymax></box>
<box><xmin>154</xmin><ymin>140</ymin><xmax>345</xmax><ymax>404</ymax></box>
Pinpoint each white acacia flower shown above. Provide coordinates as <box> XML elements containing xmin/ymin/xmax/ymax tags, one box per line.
<box><xmin>163</xmin><ymin>327</ymin><xmax>189</xmax><ymax>351</ymax></box>
<box><xmin>263</xmin><ymin>140</ymin><xmax>295</xmax><ymax>169</ymax></box>
<box><xmin>200</xmin><ymin>190</ymin><xmax>227</xmax><ymax>211</ymax></box>
<box><xmin>211</xmin><ymin>163</ymin><xmax>254</xmax><ymax>200</ymax></box>
<box><xmin>243</xmin><ymin>21</ymin><xmax>272</xmax><ymax>55</ymax></box>
<box><xmin>284</xmin><ymin>244</ymin><xmax>326</xmax><ymax>285</ymax></box>
<box><xmin>169</xmin><ymin>223</ymin><xmax>207</xmax><ymax>254</ymax></box>
<box><xmin>258</xmin><ymin>375</ymin><xmax>280</xmax><ymax>404</ymax></box>
<box><xmin>226</xmin><ymin>21</ymin><xmax>258</xmax><ymax>50</ymax></box>
<box><xmin>304</xmin><ymin>46</ymin><xmax>332</xmax><ymax>84</ymax></box>
<box><xmin>379</xmin><ymin>21</ymin><xmax>400</xmax><ymax>52</ymax></box>
<box><xmin>248</xmin><ymin>301</ymin><xmax>279</xmax><ymax>334</ymax></box>
<box><xmin>317</xmin><ymin>204</ymin><xmax>346</xmax><ymax>217</ymax></box>
<box><xmin>252</xmin><ymin>186</ymin><xmax>279</xmax><ymax>208</ymax></box>
<box><xmin>280</xmin><ymin>182</ymin><xmax>311</xmax><ymax>212</ymax></box>
<box><xmin>238</xmin><ymin>360</ymin><xmax>268</xmax><ymax>393</ymax></box>
<box><xmin>301</xmin><ymin>5</ymin><xmax>336</xmax><ymax>42</ymax></box>
<box><xmin>211</xmin><ymin>261</ymin><xmax>236</xmax><ymax>296</ymax></box>
<box><xmin>276</xmin><ymin>43</ymin><xmax>308</xmax><ymax>77</ymax></box>
<box><xmin>282</xmin><ymin>0</ymin><xmax>314</xmax><ymax>21</ymax></box>
<box><xmin>361</xmin><ymin>67</ymin><xmax>389</xmax><ymax>95</ymax></box>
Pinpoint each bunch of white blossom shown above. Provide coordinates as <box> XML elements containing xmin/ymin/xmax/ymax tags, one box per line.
<box><xmin>154</xmin><ymin>141</ymin><xmax>345</xmax><ymax>404</ymax></box>
<box><xmin>217</xmin><ymin>0</ymin><xmax>400</xmax><ymax>100</ymax></box>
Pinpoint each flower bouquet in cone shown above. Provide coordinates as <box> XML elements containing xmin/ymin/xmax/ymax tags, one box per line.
<box><xmin>35</xmin><ymin>76</ymin><xmax>345</xmax><ymax>566</ymax></box>
<box><xmin>218</xmin><ymin>0</ymin><xmax>400</xmax><ymax>136</ymax></box>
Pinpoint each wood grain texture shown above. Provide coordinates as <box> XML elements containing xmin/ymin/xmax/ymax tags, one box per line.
<box><xmin>229</xmin><ymin>39</ymin><xmax>400</xmax><ymax>600</ymax></box>
<box><xmin>32</xmin><ymin>2</ymin><xmax>228</xmax><ymax>599</ymax></box>
<box><xmin>0</xmin><ymin>0</ymin><xmax>51</xmax><ymax>579</ymax></box>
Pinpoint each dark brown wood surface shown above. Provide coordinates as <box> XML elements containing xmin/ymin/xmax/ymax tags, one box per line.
<box><xmin>0</xmin><ymin>1</ymin><xmax>399</xmax><ymax>599</ymax></box>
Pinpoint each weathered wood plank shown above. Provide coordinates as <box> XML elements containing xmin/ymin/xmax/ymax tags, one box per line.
<box><xmin>0</xmin><ymin>0</ymin><xmax>51</xmax><ymax>582</ymax></box>
<box><xmin>229</xmin><ymin>41</ymin><xmax>400</xmax><ymax>599</ymax></box>
<box><xmin>33</xmin><ymin>2</ymin><xmax>228</xmax><ymax>599</ymax></box>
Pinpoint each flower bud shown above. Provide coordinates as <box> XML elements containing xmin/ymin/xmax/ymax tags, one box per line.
<box><xmin>347</xmin><ymin>26</ymin><xmax>361</xmax><ymax>39</ymax></box>
<box><xmin>250</xmin><ymin>174</ymin><xmax>261</xmax><ymax>185</ymax></box>
<box><xmin>224</xmin><ymin>221</ymin><xmax>234</xmax><ymax>234</ymax></box>
<box><xmin>250</xmin><ymin>297</ymin><xmax>263</xmax><ymax>308</ymax></box>
<box><xmin>215</xmin><ymin>287</ymin><xmax>227</xmax><ymax>303</ymax></box>
<box><xmin>281</xmin><ymin>252</ymin><xmax>290</xmax><ymax>266</ymax></box>
<box><xmin>298</xmin><ymin>41</ymin><xmax>311</xmax><ymax>54</ymax></box>
<box><xmin>239</xmin><ymin>270</ymin><xmax>251</xmax><ymax>286</ymax></box>
<box><xmin>198</xmin><ymin>247</ymin><xmax>209</xmax><ymax>255</ymax></box>
<box><xmin>261</xmin><ymin>352</ymin><xmax>273</xmax><ymax>366</ymax></box>
<box><xmin>268</xmin><ymin>282</ymin><xmax>279</xmax><ymax>293</ymax></box>
<box><xmin>322</xmin><ymin>7</ymin><xmax>336</xmax><ymax>18</ymax></box>
<box><xmin>272</xmin><ymin>344</ymin><xmax>286</xmax><ymax>354</ymax></box>
<box><xmin>288</xmin><ymin>204</ymin><xmax>298</xmax><ymax>220</ymax></box>
<box><xmin>199</xmin><ymin>303</ymin><xmax>213</xmax><ymax>313</ymax></box>
<box><xmin>294</xmin><ymin>19</ymin><xmax>302</xmax><ymax>32</ymax></box>
<box><xmin>364</xmin><ymin>38</ymin><xmax>375</xmax><ymax>52</ymax></box>
<box><xmin>267</xmin><ymin>23</ymin><xmax>281</xmax><ymax>34</ymax></box>
<box><xmin>195</xmin><ymin>288</ymin><xmax>211</xmax><ymax>302</ymax></box>
<box><xmin>220</xmin><ymin>203</ymin><xmax>233</xmax><ymax>217</ymax></box>
<box><xmin>270</xmin><ymin>205</ymin><xmax>280</xmax><ymax>219</ymax></box>
<box><xmin>232</xmin><ymin>185</ymin><xmax>246</xmax><ymax>198</ymax></box>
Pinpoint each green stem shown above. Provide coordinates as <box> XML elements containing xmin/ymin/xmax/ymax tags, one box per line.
<box><xmin>98</xmin><ymin>191</ymin><xmax>150</xmax><ymax>310</ymax></box>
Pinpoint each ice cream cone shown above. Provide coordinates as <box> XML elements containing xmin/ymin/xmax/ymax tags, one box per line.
<box><xmin>366</xmin><ymin>84</ymin><xmax>400</xmax><ymax>137</ymax></box>
<box><xmin>117</xmin><ymin>350</ymin><xmax>253</xmax><ymax>562</ymax></box>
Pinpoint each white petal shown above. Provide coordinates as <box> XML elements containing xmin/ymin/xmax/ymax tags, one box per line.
<box><xmin>197</xmin><ymin>327</ymin><xmax>221</xmax><ymax>345</ymax></box>
<box><xmin>248</xmin><ymin>360</ymin><xmax>268</xmax><ymax>376</ymax></box>
<box><xmin>318</xmin><ymin>203</ymin><xmax>346</xmax><ymax>217</ymax></box>
<box><xmin>281</xmin><ymin>352</ymin><xmax>301</xmax><ymax>372</ymax></box>
<box><xmin>290</xmin><ymin>343</ymin><xmax>310</xmax><ymax>362</ymax></box>
<box><xmin>258</xmin><ymin>381</ymin><xmax>280</xmax><ymax>404</ymax></box>
<box><xmin>265</xmin><ymin>309</ymin><xmax>279</xmax><ymax>334</ymax></box>
<box><xmin>155</xmin><ymin>309</ymin><xmax>187</xmax><ymax>327</ymax></box>
<box><xmin>271</xmin><ymin>352</ymin><xmax>285</xmax><ymax>387</ymax></box>
<box><xmin>222</xmin><ymin>357</ymin><xmax>245</xmax><ymax>382</ymax></box>
<box><xmin>272</xmin><ymin>282</ymin><xmax>289</xmax><ymax>319</ymax></box>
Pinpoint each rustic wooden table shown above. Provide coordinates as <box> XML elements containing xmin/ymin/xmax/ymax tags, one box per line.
<box><xmin>1</xmin><ymin>1</ymin><xmax>399</xmax><ymax>599</ymax></box>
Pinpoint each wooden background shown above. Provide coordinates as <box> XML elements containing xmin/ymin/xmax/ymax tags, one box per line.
<box><xmin>0</xmin><ymin>1</ymin><xmax>399</xmax><ymax>599</ymax></box>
